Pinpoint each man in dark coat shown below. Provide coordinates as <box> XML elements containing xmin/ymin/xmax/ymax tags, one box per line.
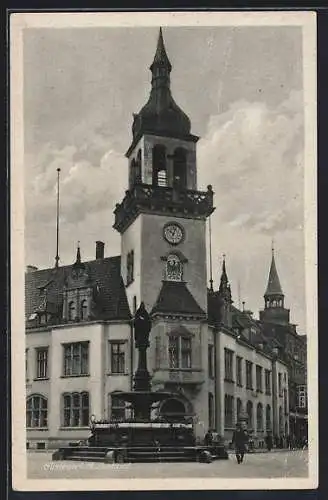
<box><xmin>232</xmin><ymin>423</ymin><xmax>249</xmax><ymax>464</ymax></box>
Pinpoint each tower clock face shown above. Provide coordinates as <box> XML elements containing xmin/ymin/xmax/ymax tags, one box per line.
<box><xmin>163</xmin><ymin>223</ymin><xmax>184</xmax><ymax>245</ymax></box>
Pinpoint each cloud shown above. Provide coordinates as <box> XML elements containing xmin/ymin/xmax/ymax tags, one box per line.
<box><xmin>198</xmin><ymin>90</ymin><xmax>305</xmax><ymax>330</ymax></box>
<box><xmin>198</xmin><ymin>89</ymin><xmax>304</xmax><ymax>235</ymax></box>
<box><xmin>25</xmin><ymin>128</ymin><xmax>127</xmax><ymax>268</ymax></box>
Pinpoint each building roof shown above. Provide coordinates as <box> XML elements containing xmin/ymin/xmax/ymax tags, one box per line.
<box><xmin>265</xmin><ymin>250</ymin><xmax>283</xmax><ymax>297</ymax></box>
<box><xmin>151</xmin><ymin>281</ymin><xmax>206</xmax><ymax>317</ymax></box>
<box><xmin>25</xmin><ymin>256</ymin><xmax>131</xmax><ymax>328</ymax></box>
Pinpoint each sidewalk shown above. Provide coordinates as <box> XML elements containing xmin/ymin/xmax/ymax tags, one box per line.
<box><xmin>227</xmin><ymin>447</ymin><xmax>304</xmax><ymax>454</ymax></box>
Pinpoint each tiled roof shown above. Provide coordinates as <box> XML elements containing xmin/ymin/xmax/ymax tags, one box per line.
<box><xmin>151</xmin><ymin>281</ymin><xmax>206</xmax><ymax>317</ymax></box>
<box><xmin>25</xmin><ymin>256</ymin><xmax>131</xmax><ymax>327</ymax></box>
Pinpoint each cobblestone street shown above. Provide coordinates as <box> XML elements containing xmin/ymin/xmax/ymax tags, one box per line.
<box><xmin>27</xmin><ymin>450</ymin><xmax>308</xmax><ymax>479</ymax></box>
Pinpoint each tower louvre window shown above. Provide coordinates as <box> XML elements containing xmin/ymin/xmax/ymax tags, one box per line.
<box><xmin>157</xmin><ymin>169</ymin><xmax>167</xmax><ymax>187</ymax></box>
<box><xmin>152</xmin><ymin>145</ymin><xmax>167</xmax><ymax>186</ymax></box>
<box><xmin>173</xmin><ymin>148</ymin><xmax>187</xmax><ymax>190</ymax></box>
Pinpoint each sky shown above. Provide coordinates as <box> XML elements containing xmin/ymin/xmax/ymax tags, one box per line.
<box><xmin>23</xmin><ymin>25</ymin><xmax>306</xmax><ymax>332</ymax></box>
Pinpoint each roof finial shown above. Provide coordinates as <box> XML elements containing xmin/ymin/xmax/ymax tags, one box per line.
<box><xmin>271</xmin><ymin>237</ymin><xmax>275</xmax><ymax>256</ymax></box>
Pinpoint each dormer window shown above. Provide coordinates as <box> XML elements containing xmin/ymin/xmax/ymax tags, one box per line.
<box><xmin>80</xmin><ymin>300</ymin><xmax>88</xmax><ymax>321</ymax></box>
<box><xmin>166</xmin><ymin>254</ymin><xmax>183</xmax><ymax>281</ymax></box>
<box><xmin>68</xmin><ymin>301</ymin><xmax>75</xmax><ymax>321</ymax></box>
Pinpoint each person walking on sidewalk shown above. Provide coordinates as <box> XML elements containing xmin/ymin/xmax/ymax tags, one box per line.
<box><xmin>232</xmin><ymin>422</ymin><xmax>249</xmax><ymax>464</ymax></box>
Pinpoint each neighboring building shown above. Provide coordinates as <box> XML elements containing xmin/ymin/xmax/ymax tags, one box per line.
<box><xmin>259</xmin><ymin>248</ymin><xmax>308</xmax><ymax>443</ymax></box>
<box><xmin>207</xmin><ymin>259</ymin><xmax>289</xmax><ymax>446</ymax></box>
<box><xmin>25</xmin><ymin>29</ymin><xmax>297</xmax><ymax>450</ymax></box>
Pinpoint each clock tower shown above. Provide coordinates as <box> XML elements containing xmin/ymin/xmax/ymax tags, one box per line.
<box><xmin>113</xmin><ymin>29</ymin><xmax>214</xmax><ymax>427</ymax></box>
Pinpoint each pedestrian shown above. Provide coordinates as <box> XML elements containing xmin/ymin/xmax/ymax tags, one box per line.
<box><xmin>232</xmin><ymin>422</ymin><xmax>249</xmax><ymax>464</ymax></box>
<box><xmin>204</xmin><ymin>429</ymin><xmax>214</xmax><ymax>447</ymax></box>
<box><xmin>265</xmin><ymin>431</ymin><xmax>273</xmax><ymax>451</ymax></box>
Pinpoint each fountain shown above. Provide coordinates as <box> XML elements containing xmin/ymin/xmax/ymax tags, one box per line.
<box><xmin>52</xmin><ymin>303</ymin><xmax>228</xmax><ymax>463</ymax></box>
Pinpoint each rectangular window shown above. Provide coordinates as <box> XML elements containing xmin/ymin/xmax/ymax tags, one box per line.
<box><xmin>169</xmin><ymin>337</ymin><xmax>179</xmax><ymax>369</ymax></box>
<box><xmin>246</xmin><ymin>361</ymin><xmax>253</xmax><ymax>390</ymax></box>
<box><xmin>63</xmin><ymin>342</ymin><xmax>89</xmax><ymax>376</ymax></box>
<box><xmin>224</xmin><ymin>348</ymin><xmax>234</xmax><ymax>382</ymax></box>
<box><xmin>25</xmin><ymin>348</ymin><xmax>29</xmax><ymax>380</ymax></box>
<box><xmin>265</xmin><ymin>369</ymin><xmax>271</xmax><ymax>395</ymax></box>
<box><xmin>297</xmin><ymin>385</ymin><xmax>307</xmax><ymax>408</ymax></box>
<box><xmin>181</xmin><ymin>337</ymin><xmax>192</xmax><ymax>368</ymax></box>
<box><xmin>224</xmin><ymin>394</ymin><xmax>234</xmax><ymax>428</ymax></box>
<box><xmin>208</xmin><ymin>345</ymin><xmax>214</xmax><ymax>379</ymax></box>
<box><xmin>168</xmin><ymin>336</ymin><xmax>192</xmax><ymax>369</ymax></box>
<box><xmin>111</xmin><ymin>395</ymin><xmax>126</xmax><ymax>421</ymax></box>
<box><xmin>278</xmin><ymin>373</ymin><xmax>283</xmax><ymax>396</ymax></box>
<box><xmin>236</xmin><ymin>356</ymin><xmax>243</xmax><ymax>386</ymax></box>
<box><xmin>256</xmin><ymin>365</ymin><xmax>263</xmax><ymax>393</ymax></box>
<box><xmin>62</xmin><ymin>392</ymin><xmax>89</xmax><ymax>427</ymax></box>
<box><xmin>126</xmin><ymin>250</ymin><xmax>134</xmax><ymax>286</ymax></box>
<box><xmin>110</xmin><ymin>342</ymin><xmax>125</xmax><ymax>374</ymax></box>
<box><xmin>36</xmin><ymin>347</ymin><xmax>49</xmax><ymax>379</ymax></box>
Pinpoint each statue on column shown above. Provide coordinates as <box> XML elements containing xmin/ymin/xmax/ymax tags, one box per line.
<box><xmin>133</xmin><ymin>302</ymin><xmax>152</xmax><ymax>348</ymax></box>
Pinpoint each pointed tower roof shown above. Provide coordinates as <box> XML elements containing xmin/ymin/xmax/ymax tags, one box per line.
<box><xmin>129</xmin><ymin>28</ymin><xmax>194</xmax><ymax>151</ymax></box>
<box><xmin>150</xmin><ymin>27</ymin><xmax>172</xmax><ymax>72</ymax></box>
<box><xmin>264</xmin><ymin>247</ymin><xmax>283</xmax><ymax>297</ymax></box>
<box><xmin>218</xmin><ymin>254</ymin><xmax>232</xmax><ymax>302</ymax></box>
<box><xmin>73</xmin><ymin>241</ymin><xmax>85</xmax><ymax>270</ymax></box>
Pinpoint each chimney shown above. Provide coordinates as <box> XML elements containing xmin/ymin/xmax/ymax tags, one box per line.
<box><xmin>96</xmin><ymin>241</ymin><xmax>105</xmax><ymax>260</ymax></box>
<box><xmin>26</xmin><ymin>265</ymin><xmax>38</xmax><ymax>273</ymax></box>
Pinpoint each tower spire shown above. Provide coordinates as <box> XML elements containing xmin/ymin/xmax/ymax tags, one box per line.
<box><xmin>150</xmin><ymin>27</ymin><xmax>172</xmax><ymax>73</ymax></box>
<box><xmin>265</xmin><ymin>246</ymin><xmax>283</xmax><ymax>297</ymax></box>
<box><xmin>75</xmin><ymin>241</ymin><xmax>81</xmax><ymax>265</ymax></box>
<box><xmin>219</xmin><ymin>254</ymin><xmax>231</xmax><ymax>302</ymax></box>
<box><xmin>130</xmin><ymin>28</ymin><xmax>191</xmax><ymax>146</ymax></box>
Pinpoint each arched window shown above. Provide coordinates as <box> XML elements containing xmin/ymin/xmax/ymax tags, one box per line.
<box><xmin>63</xmin><ymin>392</ymin><xmax>89</xmax><ymax>427</ymax></box>
<box><xmin>246</xmin><ymin>400</ymin><xmax>253</xmax><ymax>430</ymax></box>
<box><xmin>236</xmin><ymin>398</ymin><xmax>242</xmax><ymax>423</ymax></box>
<box><xmin>173</xmin><ymin>148</ymin><xmax>187</xmax><ymax>190</ymax></box>
<box><xmin>266</xmin><ymin>404</ymin><xmax>271</xmax><ymax>431</ymax></box>
<box><xmin>208</xmin><ymin>392</ymin><xmax>214</xmax><ymax>429</ymax></box>
<box><xmin>256</xmin><ymin>403</ymin><xmax>263</xmax><ymax>431</ymax></box>
<box><xmin>26</xmin><ymin>395</ymin><xmax>48</xmax><ymax>428</ymax></box>
<box><xmin>68</xmin><ymin>301</ymin><xmax>75</xmax><ymax>321</ymax></box>
<box><xmin>166</xmin><ymin>254</ymin><xmax>183</xmax><ymax>281</ymax></box>
<box><xmin>80</xmin><ymin>300</ymin><xmax>88</xmax><ymax>321</ymax></box>
<box><xmin>152</xmin><ymin>145</ymin><xmax>167</xmax><ymax>186</ymax></box>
